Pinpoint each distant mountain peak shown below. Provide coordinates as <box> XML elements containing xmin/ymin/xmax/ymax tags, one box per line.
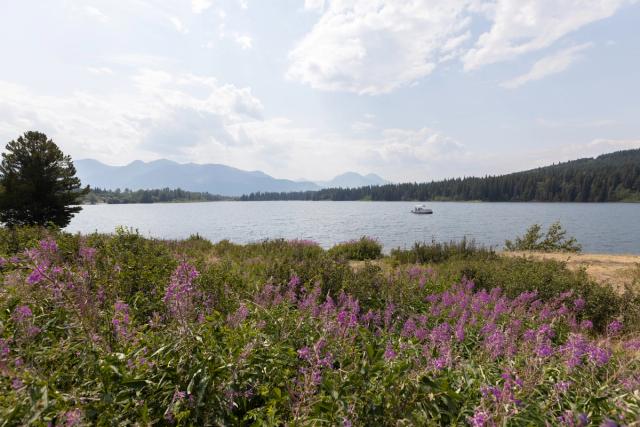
<box><xmin>75</xmin><ymin>159</ymin><xmax>388</xmax><ymax>195</ymax></box>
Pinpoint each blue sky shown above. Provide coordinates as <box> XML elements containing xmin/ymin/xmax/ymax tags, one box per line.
<box><xmin>0</xmin><ymin>0</ymin><xmax>639</xmax><ymax>182</ymax></box>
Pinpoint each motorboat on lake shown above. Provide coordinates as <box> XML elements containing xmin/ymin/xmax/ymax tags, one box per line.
<box><xmin>411</xmin><ymin>204</ymin><xmax>433</xmax><ymax>214</ymax></box>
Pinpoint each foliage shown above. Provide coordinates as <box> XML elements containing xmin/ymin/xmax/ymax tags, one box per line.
<box><xmin>391</xmin><ymin>238</ymin><xmax>496</xmax><ymax>264</ymax></box>
<box><xmin>0</xmin><ymin>131</ymin><xmax>88</xmax><ymax>227</ymax></box>
<box><xmin>505</xmin><ymin>222</ymin><xmax>582</xmax><ymax>253</ymax></box>
<box><xmin>327</xmin><ymin>237</ymin><xmax>383</xmax><ymax>261</ymax></box>
<box><xmin>83</xmin><ymin>187</ymin><xmax>230</xmax><ymax>204</ymax></box>
<box><xmin>0</xmin><ymin>228</ymin><xmax>639</xmax><ymax>425</ymax></box>
<box><xmin>241</xmin><ymin>149</ymin><xmax>640</xmax><ymax>202</ymax></box>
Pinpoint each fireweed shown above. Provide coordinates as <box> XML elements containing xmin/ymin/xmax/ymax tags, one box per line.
<box><xmin>0</xmin><ymin>235</ymin><xmax>638</xmax><ymax>425</ymax></box>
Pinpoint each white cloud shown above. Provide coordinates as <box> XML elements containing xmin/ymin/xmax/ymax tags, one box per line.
<box><xmin>191</xmin><ymin>0</ymin><xmax>213</xmax><ymax>14</ymax></box>
<box><xmin>501</xmin><ymin>43</ymin><xmax>592</xmax><ymax>88</ymax></box>
<box><xmin>463</xmin><ymin>0</ymin><xmax>627</xmax><ymax>70</ymax></box>
<box><xmin>169</xmin><ymin>16</ymin><xmax>188</xmax><ymax>34</ymax></box>
<box><xmin>289</xmin><ymin>0</ymin><xmax>632</xmax><ymax>94</ymax></box>
<box><xmin>287</xmin><ymin>0</ymin><xmax>472</xmax><ymax>95</ymax></box>
<box><xmin>83</xmin><ymin>6</ymin><xmax>109</xmax><ymax>23</ymax></box>
<box><xmin>304</xmin><ymin>0</ymin><xmax>326</xmax><ymax>12</ymax></box>
<box><xmin>87</xmin><ymin>67</ymin><xmax>114</xmax><ymax>76</ymax></box>
<box><xmin>234</xmin><ymin>34</ymin><xmax>253</xmax><ymax>50</ymax></box>
<box><xmin>0</xmin><ymin>67</ymin><xmax>468</xmax><ymax>181</ymax></box>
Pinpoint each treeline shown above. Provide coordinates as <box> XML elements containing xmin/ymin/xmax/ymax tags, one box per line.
<box><xmin>241</xmin><ymin>149</ymin><xmax>640</xmax><ymax>202</ymax></box>
<box><xmin>82</xmin><ymin>188</ymin><xmax>230</xmax><ymax>204</ymax></box>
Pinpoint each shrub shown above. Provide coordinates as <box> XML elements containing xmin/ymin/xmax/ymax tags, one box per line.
<box><xmin>505</xmin><ymin>222</ymin><xmax>581</xmax><ymax>253</ymax></box>
<box><xmin>390</xmin><ymin>238</ymin><xmax>496</xmax><ymax>264</ymax></box>
<box><xmin>327</xmin><ymin>237</ymin><xmax>382</xmax><ymax>261</ymax></box>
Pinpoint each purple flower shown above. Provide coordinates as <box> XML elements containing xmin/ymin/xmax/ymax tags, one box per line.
<box><xmin>27</xmin><ymin>267</ymin><xmax>45</xmax><ymax>285</ymax></box>
<box><xmin>13</xmin><ymin>305</ymin><xmax>33</xmax><ymax>322</ymax></box>
<box><xmin>227</xmin><ymin>304</ymin><xmax>249</xmax><ymax>328</ymax></box>
<box><xmin>297</xmin><ymin>346</ymin><xmax>311</xmax><ymax>360</ymax></box>
<box><xmin>163</xmin><ymin>262</ymin><xmax>201</xmax><ymax>325</ymax></box>
<box><xmin>112</xmin><ymin>300</ymin><xmax>131</xmax><ymax>340</ymax></box>
<box><xmin>39</xmin><ymin>239</ymin><xmax>58</xmax><ymax>253</ymax></box>
<box><xmin>469</xmin><ymin>409</ymin><xmax>489</xmax><ymax>427</ymax></box>
<box><xmin>384</xmin><ymin>343</ymin><xmax>397</xmax><ymax>361</ymax></box>
<box><xmin>607</xmin><ymin>320</ymin><xmax>623</xmax><ymax>336</ymax></box>
<box><xmin>11</xmin><ymin>378</ymin><xmax>24</xmax><ymax>390</ymax></box>
<box><xmin>588</xmin><ymin>347</ymin><xmax>611</xmax><ymax>366</ymax></box>
<box><xmin>63</xmin><ymin>408</ymin><xmax>82</xmax><ymax>426</ymax></box>
<box><xmin>79</xmin><ymin>246</ymin><xmax>97</xmax><ymax>262</ymax></box>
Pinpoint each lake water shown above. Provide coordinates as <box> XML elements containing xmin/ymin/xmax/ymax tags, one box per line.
<box><xmin>66</xmin><ymin>202</ymin><xmax>640</xmax><ymax>254</ymax></box>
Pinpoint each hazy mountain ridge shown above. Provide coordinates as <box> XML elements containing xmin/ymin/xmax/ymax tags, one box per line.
<box><xmin>75</xmin><ymin>159</ymin><xmax>386</xmax><ymax>196</ymax></box>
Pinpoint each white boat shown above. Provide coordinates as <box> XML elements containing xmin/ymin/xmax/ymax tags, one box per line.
<box><xmin>411</xmin><ymin>204</ymin><xmax>433</xmax><ymax>214</ymax></box>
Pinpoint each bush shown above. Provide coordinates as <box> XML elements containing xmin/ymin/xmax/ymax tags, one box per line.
<box><xmin>505</xmin><ymin>222</ymin><xmax>581</xmax><ymax>253</ymax></box>
<box><xmin>390</xmin><ymin>238</ymin><xmax>496</xmax><ymax>264</ymax></box>
<box><xmin>327</xmin><ymin>237</ymin><xmax>382</xmax><ymax>261</ymax></box>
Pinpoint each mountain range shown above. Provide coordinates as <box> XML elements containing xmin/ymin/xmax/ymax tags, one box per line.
<box><xmin>74</xmin><ymin>159</ymin><xmax>387</xmax><ymax>197</ymax></box>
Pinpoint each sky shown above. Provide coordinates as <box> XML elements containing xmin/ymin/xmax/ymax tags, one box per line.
<box><xmin>0</xmin><ymin>0</ymin><xmax>639</xmax><ymax>182</ymax></box>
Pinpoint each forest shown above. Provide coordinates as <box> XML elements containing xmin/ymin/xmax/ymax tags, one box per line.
<box><xmin>82</xmin><ymin>187</ymin><xmax>230</xmax><ymax>204</ymax></box>
<box><xmin>241</xmin><ymin>149</ymin><xmax>640</xmax><ymax>202</ymax></box>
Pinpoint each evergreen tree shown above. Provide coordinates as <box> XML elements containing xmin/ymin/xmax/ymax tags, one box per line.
<box><xmin>0</xmin><ymin>131</ymin><xmax>89</xmax><ymax>227</ymax></box>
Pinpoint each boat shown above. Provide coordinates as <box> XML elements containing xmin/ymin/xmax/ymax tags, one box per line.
<box><xmin>411</xmin><ymin>204</ymin><xmax>433</xmax><ymax>214</ymax></box>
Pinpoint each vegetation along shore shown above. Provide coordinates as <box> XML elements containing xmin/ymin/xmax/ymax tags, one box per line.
<box><xmin>1</xmin><ymin>227</ymin><xmax>639</xmax><ymax>425</ymax></box>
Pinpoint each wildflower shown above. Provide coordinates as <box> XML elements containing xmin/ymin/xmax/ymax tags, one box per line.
<box><xmin>384</xmin><ymin>342</ymin><xmax>397</xmax><ymax>361</ymax></box>
<box><xmin>12</xmin><ymin>305</ymin><xmax>33</xmax><ymax>322</ymax></box>
<box><xmin>39</xmin><ymin>239</ymin><xmax>58</xmax><ymax>253</ymax></box>
<box><xmin>469</xmin><ymin>409</ymin><xmax>489</xmax><ymax>427</ymax></box>
<box><xmin>580</xmin><ymin>320</ymin><xmax>593</xmax><ymax>330</ymax></box>
<box><xmin>573</xmin><ymin>297</ymin><xmax>586</xmax><ymax>311</ymax></box>
<box><xmin>27</xmin><ymin>266</ymin><xmax>45</xmax><ymax>285</ymax></box>
<box><xmin>227</xmin><ymin>304</ymin><xmax>249</xmax><ymax>328</ymax></box>
<box><xmin>79</xmin><ymin>246</ymin><xmax>97</xmax><ymax>262</ymax></box>
<box><xmin>63</xmin><ymin>408</ymin><xmax>82</xmax><ymax>426</ymax></box>
<box><xmin>297</xmin><ymin>346</ymin><xmax>311</xmax><ymax>361</ymax></box>
<box><xmin>112</xmin><ymin>300</ymin><xmax>131</xmax><ymax>340</ymax></box>
<box><xmin>588</xmin><ymin>347</ymin><xmax>611</xmax><ymax>366</ymax></box>
<box><xmin>163</xmin><ymin>262</ymin><xmax>201</xmax><ymax>325</ymax></box>
<box><xmin>607</xmin><ymin>320</ymin><xmax>623</xmax><ymax>336</ymax></box>
<box><xmin>12</xmin><ymin>378</ymin><xmax>24</xmax><ymax>390</ymax></box>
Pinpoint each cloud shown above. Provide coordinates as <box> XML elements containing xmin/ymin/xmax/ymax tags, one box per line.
<box><xmin>169</xmin><ymin>16</ymin><xmax>188</xmax><ymax>34</ymax></box>
<box><xmin>191</xmin><ymin>0</ymin><xmax>213</xmax><ymax>14</ymax></box>
<box><xmin>289</xmin><ymin>0</ymin><xmax>632</xmax><ymax>94</ymax></box>
<box><xmin>304</xmin><ymin>0</ymin><xmax>326</xmax><ymax>12</ymax></box>
<box><xmin>463</xmin><ymin>0</ymin><xmax>627</xmax><ymax>70</ymax></box>
<box><xmin>501</xmin><ymin>43</ymin><xmax>592</xmax><ymax>89</ymax></box>
<box><xmin>87</xmin><ymin>67</ymin><xmax>114</xmax><ymax>76</ymax></box>
<box><xmin>287</xmin><ymin>0</ymin><xmax>472</xmax><ymax>95</ymax></box>
<box><xmin>234</xmin><ymin>34</ymin><xmax>253</xmax><ymax>50</ymax></box>
<box><xmin>83</xmin><ymin>6</ymin><xmax>109</xmax><ymax>23</ymax></box>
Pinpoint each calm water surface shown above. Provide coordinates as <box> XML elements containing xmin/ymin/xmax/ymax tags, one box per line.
<box><xmin>67</xmin><ymin>202</ymin><xmax>640</xmax><ymax>254</ymax></box>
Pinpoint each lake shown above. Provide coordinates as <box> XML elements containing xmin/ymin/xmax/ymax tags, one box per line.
<box><xmin>66</xmin><ymin>201</ymin><xmax>640</xmax><ymax>254</ymax></box>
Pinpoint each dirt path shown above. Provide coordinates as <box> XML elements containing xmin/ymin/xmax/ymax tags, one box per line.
<box><xmin>503</xmin><ymin>251</ymin><xmax>640</xmax><ymax>290</ymax></box>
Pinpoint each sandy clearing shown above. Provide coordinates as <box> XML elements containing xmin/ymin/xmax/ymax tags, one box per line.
<box><xmin>503</xmin><ymin>251</ymin><xmax>640</xmax><ymax>290</ymax></box>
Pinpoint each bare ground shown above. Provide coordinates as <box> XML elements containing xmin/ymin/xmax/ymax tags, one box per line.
<box><xmin>503</xmin><ymin>251</ymin><xmax>640</xmax><ymax>290</ymax></box>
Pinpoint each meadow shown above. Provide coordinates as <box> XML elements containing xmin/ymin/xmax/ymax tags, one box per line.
<box><xmin>0</xmin><ymin>228</ymin><xmax>639</xmax><ymax>425</ymax></box>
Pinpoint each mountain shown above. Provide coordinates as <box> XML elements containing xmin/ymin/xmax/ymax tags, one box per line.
<box><xmin>74</xmin><ymin>159</ymin><xmax>321</xmax><ymax>197</ymax></box>
<box><xmin>241</xmin><ymin>149</ymin><xmax>640</xmax><ymax>202</ymax></box>
<box><xmin>316</xmin><ymin>172</ymin><xmax>388</xmax><ymax>189</ymax></box>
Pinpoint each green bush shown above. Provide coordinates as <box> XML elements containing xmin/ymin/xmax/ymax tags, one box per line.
<box><xmin>390</xmin><ymin>238</ymin><xmax>496</xmax><ymax>264</ymax></box>
<box><xmin>505</xmin><ymin>222</ymin><xmax>582</xmax><ymax>253</ymax></box>
<box><xmin>327</xmin><ymin>237</ymin><xmax>382</xmax><ymax>261</ymax></box>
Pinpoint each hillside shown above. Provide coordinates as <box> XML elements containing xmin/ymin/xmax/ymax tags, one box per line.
<box><xmin>75</xmin><ymin>159</ymin><xmax>386</xmax><ymax>196</ymax></box>
<box><xmin>241</xmin><ymin>149</ymin><xmax>640</xmax><ymax>202</ymax></box>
